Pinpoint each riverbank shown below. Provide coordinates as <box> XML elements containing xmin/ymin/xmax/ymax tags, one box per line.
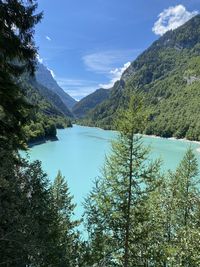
<box><xmin>27</xmin><ymin>123</ymin><xmax>200</xmax><ymax>154</ymax></box>
<box><xmin>27</xmin><ymin>124</ymin><xmax>73</xmax><ymax>148</ymax></box>
<box><xmin>28</xmin><ymin>136</ymin><xmax>59</xmax><ymax>148</ymax></box>
<box><xmin>141</xmin><ymin>134</ymin><xmax>200</xmax><ymax>153</ymax></box>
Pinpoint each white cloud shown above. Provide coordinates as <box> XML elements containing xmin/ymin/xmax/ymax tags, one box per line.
<box><xmin>46</xmin><ymin>36</ymin><xmax>52</xmax><ymax>41</ymax></box>
<box><xmin>152</xmin><ymin>5</ymin><xmax>198</xmax><ymax>36</ymax></box>
<box><xmin>56</xmin><ymin>50</ymin><xmax>139</xmax><ymax>100</ymax></box>
<box><xmin>57</xmin><ymin>61</ymin><xmax>132</xmax><ymax>100</ymax></box>
<box><xmin>99</xmin><ymin>62</ymin><xmax>131</xmax><ymax>89</ymax></box>
<box><xmin>83</xmin><ymin>49</ymin><xmax>139</xmax><ymax>74</ymax></box>
<box><xmin>64</xmin><ymin>87</ymin><xmax>98</xmax><ymax>99</ymax></box>
<box><xmin>57</xmin><ymin>78</ymin><xmax>100</xmax><ymax>100</ymax></box>
<box><xmin>36</xmin><ymin>54</ymin><xmax>43</xmax><ymax>63</ymax></box>
<box><xmin>62</xmin><ymin>61</ymin><xmax>131</xmax><ymax>98</ymax></box>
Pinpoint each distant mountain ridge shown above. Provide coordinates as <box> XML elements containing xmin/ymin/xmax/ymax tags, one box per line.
<box><xmin>21</xmin><ymin>76</ymin><xmax>72</xmax><ymax>144</ymax></box>
<box><xmin>81</xmin><ymin>14</ymin><xmax>200</xmax><ymax>141</ymax></box>
<box><xmin>72</xmin><ymin>88</ymin><xmax>110</xmax><ymax>118</ymax></box>
<box><xmin>29</xmin><ymin>78</ymin><xmax>73</xmax><ymax>118</ymax></box>
<box><xmin>35</xmin><ymin>62</ymin><xmax>77</xmax><ymax>110</ymax></box>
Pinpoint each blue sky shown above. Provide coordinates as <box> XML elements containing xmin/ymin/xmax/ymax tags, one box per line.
<box><xmin>35</xmin><ymin>0</ymin><xmax>199</xmax><ymax>100</ymax></box>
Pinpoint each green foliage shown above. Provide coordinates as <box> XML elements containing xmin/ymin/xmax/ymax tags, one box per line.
<box><xmin>73</xmin><ymin>88</ymin><xmax>110</xmax><ymax>118</ymax></box>
<box><xmin>0</xmin><ymin>156</ymin><xmax>54</xmax><ymax>266</ymax></box>
<box><xmin>51</xmin><ymin>171</ymin><xmax>81</xmax><ymax>266</ymax></box>
<box><xmin>36</xmin><ymin>62</ymin><xmax>77</xmax><ymax>110</ymax></box>
<box><xmin>84</xmin><ymin>96</ymin><xmax>200</xmax><ymax>266</ymax></box>
<box><xmin>21</xmin><ymin>79</ymin><xmax>72</xmax><ymax>144</ymax></box>
<box><xmin>144</xmin><ymin>148</ymin><xmax>200</xmax><ymax>266</ymax></box>
<box><xmin>2</xmin><ymin>2</ymin><xmax>200</xmax><ymax>266</ymax></box>
<box><xmin>0</xmin><ymin>155</ymin><xmax>82</xmax><ymax>267</ymax></box>
<box><xmin>83</xmin><ymin>15</ymin><xmax>200</xmax><ymax>141</ymax></box>
<box><xmin>0</xmin><ymin>1</ymin><xmax>75</xmax><ymax>266</ymax></box>
<box><xmin>30</xmin><ymin>78</ymin><xmax>74</xmax><ymax>118</ymax></box>
<box><xmin>23</xmin><ymin>113</ymin><xmax>72</xmax><ymax>144</ymax></box>
<box><xmin>84</xmin><ymin>96</ymin><xmax>162</xmax><ymax>267</ymax></box>
<box><xmin>0</xmin><ymin>0</ymin><xmax>42</xmax><ymax>150</ymax></box>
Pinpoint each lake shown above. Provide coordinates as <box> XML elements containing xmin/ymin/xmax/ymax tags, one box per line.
<box><xmin>23</xmin><ymin>125</ymin><xmax>200</xmax><ymax>219</ymax></box>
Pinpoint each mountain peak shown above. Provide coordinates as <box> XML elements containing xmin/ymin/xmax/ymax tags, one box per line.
<box><xmin>36</xmin><ymin>62</ymin><xmax>77</xmax><ymax>110</ymax></box>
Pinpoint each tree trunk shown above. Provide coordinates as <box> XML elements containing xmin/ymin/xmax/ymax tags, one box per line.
<box><xmin>124</xmin><ymin>134</ymin><xmax>134</xmax><ymax>267</ymax></box>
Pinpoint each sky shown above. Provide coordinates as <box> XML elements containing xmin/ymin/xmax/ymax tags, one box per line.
<box><xmin>35</xmin><ymin>0</ymin><xmax>200</xmax><ymax>100</ymax></box>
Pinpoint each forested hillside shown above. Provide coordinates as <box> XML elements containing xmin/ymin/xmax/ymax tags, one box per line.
<box><xmin>36</xmin><ymin>62</ymin><xmax>77</xmax><ymax>110</ymax></box>
<box><xmin>2</xmin><ymin>1</ymin><xmax>200</xmax><ymax>266</ymax></box>
<box><xmin>19</xmin><ymin>76</ymin><xmax>72</xmax><ymax>144</ymax></box>
<box><xmin>73</xmin><ymin>88</ymin><xmax>110</xmax><ymax>118</ymax></box>
<box><xmin>84</xmin><ymin>15</ymin><xmax>200</xmax><ymax>141</ymax></box>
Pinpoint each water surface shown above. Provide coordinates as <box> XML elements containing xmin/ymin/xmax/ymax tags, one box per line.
<box><xmin>23</xmin><ymin>125</ymin><xmax>200</xmax><ymax>218</ymax></box>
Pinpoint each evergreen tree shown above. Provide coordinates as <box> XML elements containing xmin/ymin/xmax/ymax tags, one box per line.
<box><xmin>0</xmin><ymin>0</ymin><xmax>42</xmax><ymax>149</ymax></box>
<box><xmin>146</xmin><ymin>148</ymin><xmax>200</xmax><ymax>266</ymax></box>
<box><xmin>0</xmin><ymin>159</ymin><xmax>57</xmax><ymax>266</ymax></box>
<box><xmin>0</xmin><ymin>1</ymin><xmax>44</xmax><ymax>265</ymax></box>
<box><xmin>84</xmin><ymin>96</ymin><xmax>161</xmax><ymax>267</ymax></box>
<box><xmin>52</xmin><ymin>171</ymin><xmax>80</xmax><ymax>267</ymax></box>
<box><xmin>170</xmin><ymin>148</ymin><xmax>200</xmax><ymax>266</ymax></box>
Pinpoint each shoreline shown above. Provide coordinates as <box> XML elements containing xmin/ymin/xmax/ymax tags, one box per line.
<box><xmin>141</xmin><ymin>134</ymin><xmax>200</xmax><ymax>153</ymax></box>
<box><xmin>144</xmin><ymin>134</ymin><xmax>200</xmax><ymax>144</ymax></box>
<box><xmin>27</xmin><ymin>125</ymin><xmax>73</xmax><ymax>148</ymax></box>
<box><xmin>28</xmin><ymin>136</ymin><xmax>58</xmax><ymax>148</ymax></box>
<box><xmin>28</xmin><ymin>124</ymin><xmax>200</xmax><ymax>153</ymax></box>
<box><xmin>75</xmin><ymin>124</ymin><xmax>200</xmax><ymax>153</ymax></box>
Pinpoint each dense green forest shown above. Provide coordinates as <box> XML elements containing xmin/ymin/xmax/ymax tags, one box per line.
<box><xmin>82</xmin><ymin>15</ymin><xmax>200</xmax><ymax>141</ymax></box>
<box><xmin>21</xmin><ymin>78</ymin><xmax>72</xmax><ymax>144</ymax></box>
<box><xmin>35</xmin><ymin>62</ymin><xmax>77</xmax><ymax>110</ymax></box>
<box><xmin>73</xmin><ymin>88</ymin><xmax>110</xmax><ymax>118</ymax></box>
<box><xmin>1</xmin><ymin>1</ymin><xmax>200</xmax><ymax>266</ymax></box>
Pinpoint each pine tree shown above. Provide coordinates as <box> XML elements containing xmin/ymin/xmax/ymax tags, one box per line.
<box><xmin>52</xmin><ymin>171</ymin><xmax>80</xmax><ymax>267</ymax></box>
<box><xmin>0</xmin><ymin>0</ymin><xmax>42</xmax><ymax>149</ymax></box>
<box><xmin>170</xmin><ymin>148</ymin><xmax>200</xmax><ymax>266</ymax></box>
<box><xmin>84</xmin><ymin>95</ymin><xmax>161</xmax><ymax>267</ymax></box>
<box><xmin>0</xmin><ymin>1</ymin><xmax>43</xmax><ymax>265</ymax></box>
<box><xmin>0</xmin><ymin>159</ymin><xmax>57</xmax><ymax>266</ymax></box>
<box><xmin>146</xmin><ymin>148</ymin><xmax>200</xmax><ymax>266</ymax></box>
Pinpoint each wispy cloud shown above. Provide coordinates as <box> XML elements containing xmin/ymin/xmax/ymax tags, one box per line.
<box><xmin>57</xmin><ymin>78</ymin><xmax>100</xmax><ymax>100</ymax></box>
<box><xmin>51</xmin><ymin>49</ymin><xmax>140</xmax><ymax>100</ymax></box>
<box><xmin>46</xmin><ymin>36</ymin><xmax>52</xmax><ymax>41</ymax></box>
<box><xmin>99</xmin><ymin>62</ymin><xmax>131</xmax><ymax>89</ymax></box>
<box><xmin>64</xmin><ymin>87</ymin><xmax>99</xmax><ymax>100</ymax></box>
<box><xmin>36</xmin><ymin>54</ymin><xmax>43</xmax><ymax>64</ymax></box>
<box><xmin>56</xmin><ymin>61</ymin><xmax>132</xmax><ymax>99</ymax></box>
<box><xmin>82</xmin><ymin>49</ymin><xmax>140</xmax><ymax>74</ymax></box>
<box><xmin>152</xmin><ymin>5</ymin><xmax>198</xmax><ymax>36</ymax></box>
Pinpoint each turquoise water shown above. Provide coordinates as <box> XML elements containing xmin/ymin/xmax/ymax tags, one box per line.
<box><xmin>23</xmin><ymin>125</ymin><xmax>200</xmax><ymax>219</ymax></box>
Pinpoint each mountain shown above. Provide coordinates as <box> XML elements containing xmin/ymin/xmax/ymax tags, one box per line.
<box><xmin>35</xmin><ymin>62</ymin><xmax>77</xmax><ymax>110</ymax></box>
<box><xmin>29</xmin><ymin>78</ymin><xmax>73</xmax><ymax>118</ymax></box>
<box><xmin>72</xmin><ymin>88</ymin><xmax>110</xmax><ymax>118</ymax></box>
<box><xmin>21</xmin><ymin>77</ymin><xmax>72</xmax><ymax>144</ymax></box>
<box><xmin>83</xmin><ymin>15</ymin><xmax>200</xmax><ymax>141</ymax></box>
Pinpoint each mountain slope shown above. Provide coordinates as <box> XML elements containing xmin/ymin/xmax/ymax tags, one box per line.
<box><xmin>35</xmin><ymin>63</ymin><xmax>77</xmax><ymax>110</ymax></box>
<box><xmin>21</xmin><ymin>78</ymin><xmax>72</xmax><ymax>144</ymax></box>
<box><xmin>84</xmin><ymin>15</ymin><xmax>200</xmax><ymax>141</ymax></box>
<box><xmin>29</xmin><ymin>78</ymin><xmax>73</xmax><ymax>118</ymax></box>
<box><xmin>72</xmin><ymin>88</ymin><xmax>110</xmax><ymax>118</ymax></box>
